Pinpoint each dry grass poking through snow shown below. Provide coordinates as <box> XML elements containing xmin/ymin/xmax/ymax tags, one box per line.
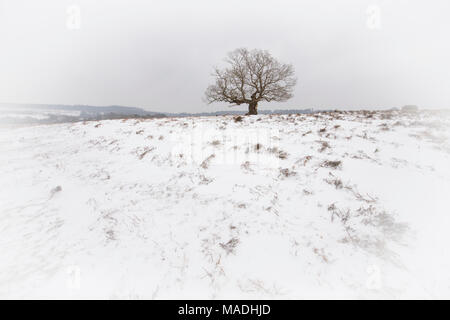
<box><xmin>0</xmin><ymin>110</ymin><xmax>450</xmax><ymax>299</ymax></box>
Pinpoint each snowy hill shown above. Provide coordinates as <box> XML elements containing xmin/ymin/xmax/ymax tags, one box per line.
<box><xmin>1</xmin><ymin>110</ymin><xmax>450</xmax><ymax>299</ymax></box>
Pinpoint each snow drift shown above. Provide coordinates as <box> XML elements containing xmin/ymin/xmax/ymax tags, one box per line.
<box><xmin>1</xmin><ymin>110</ymin><xmax>449</xmax><ymax>299</ymax></box>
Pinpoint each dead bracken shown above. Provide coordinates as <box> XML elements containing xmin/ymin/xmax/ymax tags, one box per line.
<box><xmin>200</xmin><ymin>154</ymin><xmax>215</xmax><ymax>169</ymax></box>
<box><xmin>138</xmin><ymin>147</ymin><xmax>155</xmax><ymax>160</ymax></box>
<box><xmin>325</xmin><ymin>177</ymin><xmax>344</xmax><ymax>189</ymax></box>
<box><xmin>279</xmin><ymin>168</ymin><xmax>297</xmax><ymax>178</ymax></box>
<box><xmin>211</xmin><ymin>140</ymin><xmax>221</xmax><ymax>146</ymax></box>
<box><xmin>321</xmin><ymin>160</ymin><xmax>342</xmax><ymax>169</ymax></box>
<box><xmin>219</xmin><ymin>238</ymin><xmax>239</xmax><ymax>254</ymax></box>
<box><xmin>318</xmin><ymin>141</ymin><xmax>331</xmax><ymax>152</ymax></box>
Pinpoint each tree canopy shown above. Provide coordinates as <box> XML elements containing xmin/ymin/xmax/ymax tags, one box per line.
<box><xmin>205</xmin><ymin>48</ymin><xmax>297</xmax><ymax>114</ymax></box>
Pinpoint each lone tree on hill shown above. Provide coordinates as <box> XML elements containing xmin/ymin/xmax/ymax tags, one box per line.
<box><xmin>205</xmin><ymin>48</ymin><xmax>297</xmax><ymax>115</ymax></box>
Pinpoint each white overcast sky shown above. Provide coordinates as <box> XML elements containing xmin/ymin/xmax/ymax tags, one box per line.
<box><xmin>0</xmin><ymin>0</ymin><xmax>449</xmax><ymax>112</ymax></box>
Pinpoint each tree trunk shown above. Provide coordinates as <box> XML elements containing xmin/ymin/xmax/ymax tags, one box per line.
<box><xmin>247</xmin><ymin>101</ymin><xmax>258</xmax><ymax>115</ymax></box>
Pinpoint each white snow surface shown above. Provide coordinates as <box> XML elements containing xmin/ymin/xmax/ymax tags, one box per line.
<box><xmin>1</xmin><ymin>110</ymin><xmax>450</xmax><ymax>299</ymax></box>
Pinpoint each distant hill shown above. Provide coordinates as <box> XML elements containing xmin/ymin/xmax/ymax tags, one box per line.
<box><xmin>0</xmin><ymin>103</ymin><xmax>165</xmax><ymax>116</ymax></box>
<box><xmin>0</xmin><ymin>103</ymin><xmax>323</xmax><ymax>125</ymax></box>
<box><xmin>0</xmin><ymin>103</ymin><xmax>165</xmax><ymax>125</ymax></box>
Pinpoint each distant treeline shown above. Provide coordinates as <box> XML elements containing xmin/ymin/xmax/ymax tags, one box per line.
<box><xmin>164</xmin><ymin>109</ymin><xmax>317</xmax><ymax>117</ymax></box>
<box><xmin>0</xmin><ymin>103</ymin><xmax>322</xmax><ymax>125</ymax></box>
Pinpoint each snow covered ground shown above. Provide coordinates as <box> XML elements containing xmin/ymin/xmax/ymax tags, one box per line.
<box><xmin>1</xmin><ymin>110</ymin><xmax>450</xmax><ymax>299</ymax></box>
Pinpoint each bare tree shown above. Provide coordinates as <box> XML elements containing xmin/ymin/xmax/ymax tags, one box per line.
<box><xmin>205</xmin><ymin>48</ymin><xmax>297</xmax><ymax>115</ymax></box>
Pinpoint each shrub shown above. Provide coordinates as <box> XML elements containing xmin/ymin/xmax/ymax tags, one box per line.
<box><xmin>322</xmin><ymin>160</ymin><xmax>342</xmax><ymax>169</ymax></box>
